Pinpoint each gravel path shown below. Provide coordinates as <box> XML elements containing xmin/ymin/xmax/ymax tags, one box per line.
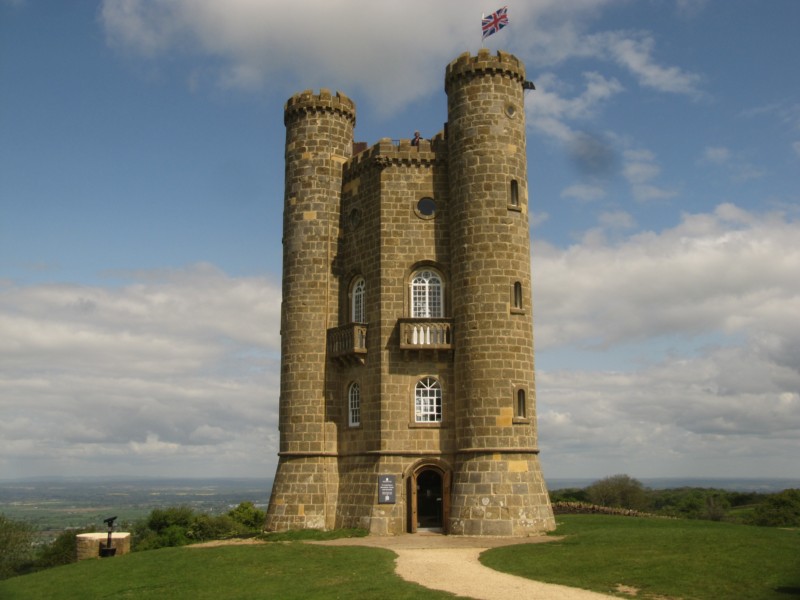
<box><xmin>393</xmin><ymin>546</ymin><xmax>615</xmax><ymax>599</ymax></box>
<box><xmin>312</xmin><ymin>534</ymin><xmax>617</xmax><ymax>600</ymax></box>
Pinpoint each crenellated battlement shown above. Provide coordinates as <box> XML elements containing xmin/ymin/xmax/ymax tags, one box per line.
<box><xmin>444</xmin><ymin>49</ymin><xmax>526</xmax><ymax>93</ymax></box>
<box><xmin>343</xmin><ymin>132</ymin><xmax>447</xmax><ymax>180</ymax></box>
<box><xmin>284</xmin><ymin>88</ymin><xmax>356</xmax><ymax>126</ymax></box>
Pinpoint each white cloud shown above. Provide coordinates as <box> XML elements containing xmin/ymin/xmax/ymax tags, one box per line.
<box><xmin>597</xmin><ymin>210</ymin><xmax>635</xmax><ymax>230</ymax></box>
<box><xmin>701</xmin><ymin>146</ymin><xmax>731</xmax><ymax>165</ymax></box>
<box><xmin>535</xmin><ymin>203</ymin><xmax>800</xmax><ymax>348</ymax></box>
<box><xmin>561</xmin><ymin>183</ymin><xmax>607</xmax><ymax>202</ymax></box>
<box><xmin>531</xmin><ymin>211</ymin><xmax>550</xmax><ymax>228</ymax></box>
<box><xmin>621</xmin><ymin>148</ymin><xmax>676</xmax><ymax>202</ymax></box>
<box><xmin>593</xmin><ymin>31</ymin><xmax>703</xmax><ymax>97</ymax></box>
<box><xmin>698</xmin><ymin>146</ymin><xmax>766</xmax><ymax>183</ymax></box>
<box><xmin>0</xmin><ymin>265</ymin><xmax>281</xmax><ymax>478</ymax></box>
<box><xmin>100</xmin><ymin>0</ymin><xmax>699</xmax><ymax>114</ymax></box>
<box><xmin>740</xmin><ymin>101</ymin><xmax>800</xmax><ymax>132</ymax></box>
<box><xmin>527</xmin><ymin>72</ymin><xmax>624</xmax><ymax>144</ymax></box>
<box><xmin>3</xmin><ymin>205</ymin><xmax>799</xmax><ymax>480</ymax></box>
<box><xmin>534</xmin><ymin>203</ymin><xmax>800</xmax><ymax>477</ymax></box>
<box><xmin>675</xmin><ymin>0</ymin><xmax>709</xmax><ymax>18</ymax></box>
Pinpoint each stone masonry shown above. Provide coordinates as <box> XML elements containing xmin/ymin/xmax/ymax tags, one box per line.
<box><xmin>75</xmin><ymin>532</ymin><xmax>131</xmax><ymax>560</ymax></box>
<box><xmin>265</xmin><ymin>50</ymin><xmax>555</xmax><ymax>536</ymax></box>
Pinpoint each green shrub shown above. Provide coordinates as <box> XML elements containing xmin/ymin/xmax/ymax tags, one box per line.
<box><xmin>0</xmin><ymin>514</ymin><xmax>35</xmax><ymax>580</ymax></box>
<box><xmin>34</xmin><ymin>529</ymin><xmax>90</xmax><ymax>569</ymax></box>
<box><xmin>132</xmin><ymin>503</ymin><xmax>263</xmax><ymax>551</ymax></box>
<box><xmin>748</xmin><ymin>489</ymin><xmax>800</xmax><ymax>527</ymax></box>
<box><xmin>146</xmin><ymin>506</ymin><xmax>195</xmax><ymax>533</ymax></box>
<box><xmin>549</xmin><ymin>488</ymin><xmax>589</xmax><ymax>503</ymax></box>
<box><xmin>187</xmin><ymin>514</ymin><xmax>247</xmax><ymax>541</ymax></box>
<box><xmin>227</xmin><ymin>501</ymin><xmax>265</xmax><ymax>530</ymax></box>
<box><xmin>585</xmin><ymin>474</ymin><xmax>648</xmax><ymax>510</ymax></box>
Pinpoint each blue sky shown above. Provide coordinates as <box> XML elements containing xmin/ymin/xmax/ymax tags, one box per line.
<box><xmin>1</xmin><ymin>0</ymin><xmax>799</xmax><ymax>482</ymax></box>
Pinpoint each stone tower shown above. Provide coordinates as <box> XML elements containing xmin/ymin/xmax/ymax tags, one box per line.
<box><xmin>266</xmin><ymin>50</ymin><xmax>555</xmax><ymax>536</ymax></box>
<box><xmin>267</xmin><ymin>90</ymin><xmax>355</xmax><ymax>531</ymax></box>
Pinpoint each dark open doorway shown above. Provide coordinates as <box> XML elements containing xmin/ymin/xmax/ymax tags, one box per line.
<box><xmin>407</xmin><ymin>463</ymin><xmax>450</xmax><ymax>534</ymax></box>
<box><xmin>416</xmin><ymin>469</ymin><xmax>443</xmax><ymax>529</ymax></box>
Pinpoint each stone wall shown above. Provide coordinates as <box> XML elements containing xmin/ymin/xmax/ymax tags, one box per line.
<box><xmin>76</xmin><ymin>532</ymin><xmax>131</xmax><ymax>560</ymax></box>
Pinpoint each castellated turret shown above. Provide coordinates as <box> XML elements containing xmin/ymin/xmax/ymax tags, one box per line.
<box><xmin>266</xmin><ymin>89</ymin><xmax>355</xmax><ymax>531</ymax></box>
<box><xmin>265</xmin><ymin>51</ymin><xmax>555</xmax><ymax>536</ymax></box>
<box><xmin>445</xmin><ymin>51</ymin><xmax>552</xmax><ymax>535</ymax></box>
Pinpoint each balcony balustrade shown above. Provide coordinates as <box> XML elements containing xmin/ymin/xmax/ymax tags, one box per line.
<box><xmin>398</xmin><ymin>318</ymin><xmax>453</xmax><ymax>350</ymax></box>
<box><xmin>327</xmin><ymin>323</ymin><xmax>368</xmax><ymax>365</ymax></box>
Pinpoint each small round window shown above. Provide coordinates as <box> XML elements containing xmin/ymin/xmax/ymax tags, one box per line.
<box><xmin>416</xmin><ymin>197</ymin><xmax>437</xmax><ymax>219</ymax></box>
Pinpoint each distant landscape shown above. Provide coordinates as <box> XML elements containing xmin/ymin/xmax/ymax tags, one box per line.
<box><xmin>0</xmin><ymin>478</ymin><xmax>271</xmax><ymax>540</ymax></box>
<box><xmin>548</xmin><ymin>477</ymin><xmax>800</xmax><ymax>493</ymax></box>
<box><xmin>1</xmin><ymin>476</ymin><xmax>798</xmax><ymax>540</ymax></box>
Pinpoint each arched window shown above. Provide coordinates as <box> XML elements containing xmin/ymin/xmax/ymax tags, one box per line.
<box><xmin>415</xmin><ymin>377</ymin><xmax>442</xmax><ymax>423</ymax></box>
<box><xmin>351</xmin><ymin>277</ymin><xmax>365</xmax><ymax>323</ymax></box>
<box><xmin>411</xmin><ymin>270</ymin><xmax>443</xmax><ymax>318</ymax></box>
<box><xmin>516</xmin><ymin>389</ymin><xmax>527</xmax><ymax>419</ymax></box>
<box><xmin>348</xmin><ymin>382</ymin><xmax>361</xmax><ymax>427</ymax></box>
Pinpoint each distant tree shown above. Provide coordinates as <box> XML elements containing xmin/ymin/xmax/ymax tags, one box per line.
<box><xmin>187</xmin><ymin>514</ymin><xmax>246</xmax><ymax>541</ymax></box>
<box><xmin>549</xmin><ymin>488</ymin><xmax>589</xmax><ymax>503</ymax></box>
<box><xmin>133</xmin><ymin>506</ymin><xmax>196</xmax><ymax>551</ymax></box>
<box><xmin>703</xmin><ymin>492</ymin><xmax>731</xmax><ymax>521</ymax></box>
<box><xmin>586</xmin><ymin>474</ymin><xmax>648</xmax><ymax>510</ymax></box>
<box><xmin>133</xmin><ymin>504</ymin><xmax>257</xmax><ymax>551</ymax></box>
<box><xmin>0</xmin><ymin>515</ymin><xmax>35</xmax><ymax>580</ymax></box>
<box><xmin>35</xmin><ymin>529</ymin><xmax>89</xmax><ymax>569</ymax></box>
<box><xmin>748</xmin><ymin>489</ymin><xmax>800</xmax><ymax>527</ymax></box>
<box><xmin>227</xmin><ymin>502</ymin><xmax>266</xmax><ymax>530</ymax></box>
<box><xmin>146</xmin><ymin>506</ymin><xmax>195</xmax><ymax>533</ymax></box>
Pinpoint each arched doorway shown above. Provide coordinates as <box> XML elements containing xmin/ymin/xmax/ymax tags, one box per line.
<box><xmin>407</xmin><ymin>464</ymin><xmax>450</xmax><ymax>533</ymax></box>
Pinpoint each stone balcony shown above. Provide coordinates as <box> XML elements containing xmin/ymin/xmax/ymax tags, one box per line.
<box><xmin>398</xmin><ymin>318</ymin><xmax>454</xmax><ymax>353</ymax></box>
<box><xmin>327</xmin><ymin>323</ymin><xmax>368</xmax><ymax>365</ymax></box>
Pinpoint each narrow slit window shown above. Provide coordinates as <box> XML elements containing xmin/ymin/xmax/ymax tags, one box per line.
<box><xmin>513</xmin><ymin>281</ymin><xmax>523</xmax><ymax>309</ymax></box>
<box><xmin>510</xmin><ymin>179</ymin><xmax>519</xmax><ymax>207</ymax></box>
<box><xmin>516</xmin><ymin>389</ymin><xmax>526</xmax><ymax>419</ymax></box>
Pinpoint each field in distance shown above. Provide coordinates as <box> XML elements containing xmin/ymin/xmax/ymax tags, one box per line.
<box><xmin>0</xmin><ymin>478</ymin><xmax>272</xmax><ymax>537</ymax></box>
<box><xmin>2</xmin><ymin>476</ymin><xmax>797</xmax><ymax>537</ymax></box>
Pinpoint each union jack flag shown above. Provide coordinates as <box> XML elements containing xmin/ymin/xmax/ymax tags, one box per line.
<box><xmin>482</xmin><ymin>6</ymin><xmax>509</xmax><ymax>40</ymax></box>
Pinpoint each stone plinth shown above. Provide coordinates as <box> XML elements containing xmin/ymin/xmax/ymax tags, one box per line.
<box><xmin>76</xmin><ymin>532</ymin><xmax>131</xmax><ymax>560</ymax></box>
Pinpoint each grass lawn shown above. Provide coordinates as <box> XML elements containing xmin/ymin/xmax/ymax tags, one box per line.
<box><xmin>0</xmin><ymin>543</ymin><xmax>458</xmax><ymax>600</ymax></box>
<box><xmin>481</xmin><ymin>515</ymin><xmax>800</xmax><ymax>599</ymax></box>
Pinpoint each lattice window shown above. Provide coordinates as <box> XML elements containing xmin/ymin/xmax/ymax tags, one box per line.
<box><xmin>411</xmin><ymin>270</ymin><xmax>443</xmax><ymax>318</ymax></box>
<box><xmin>415</xmin><ymin>377</ymin><xmax>442</xmax><ymax>423</ymax></box>
<box><xmin>351</xmin><ymin>277</ymin><xmax>366</xmax><ymax>323</ymax></box>
<box><xmin>348</xmin><ymin>382</ymin><xmax>361</xmax><ymax>427</ymax></box>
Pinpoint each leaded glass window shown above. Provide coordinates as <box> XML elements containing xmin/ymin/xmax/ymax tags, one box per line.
<box><xmin>348</xmin><ymin>382</ymin><xmax>361</xmax><ymax>427</ymax></box>
<box><xmin>351</xmin><ymin>277</ymin><xmax>365</xmax><ymax>323</ymax></box>
<box><xmin>415</xmin><ymin>377</ymin><xmax>442</xmax><ymax>423</ymax></box>
<box><xmin>411</xmin><ymin>270</ymin><xmax>443</xmax><ymax>318</ymax></box>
